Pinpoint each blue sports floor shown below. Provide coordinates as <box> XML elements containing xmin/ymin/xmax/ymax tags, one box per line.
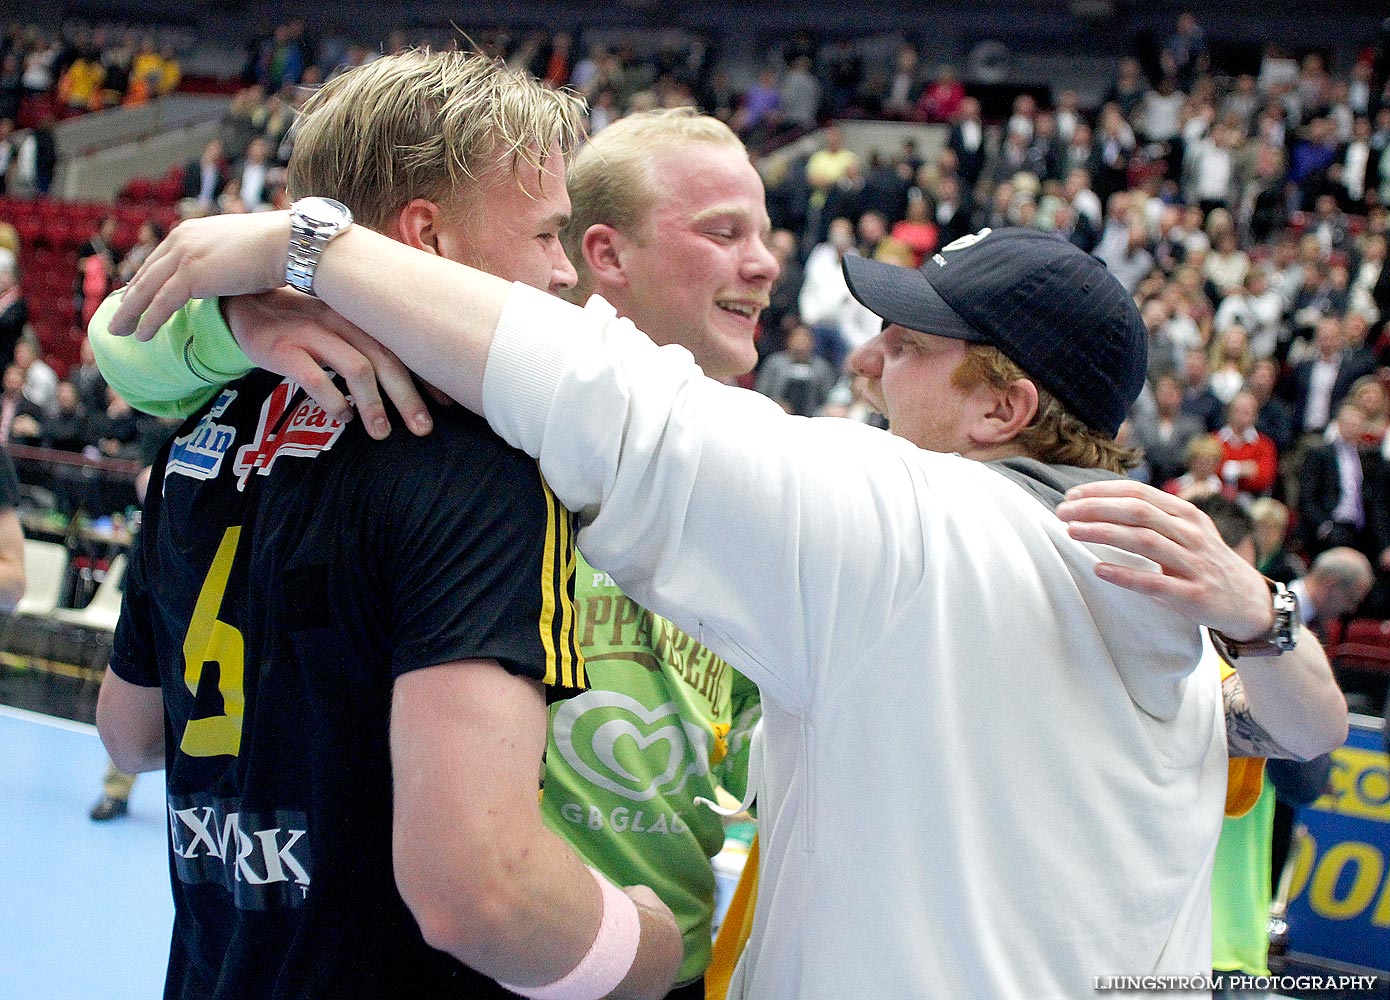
<box><xmin>0</xmin><ymin>701</ymin><xmax>1377</xmax><ymax>1000</ymax></box>
<box><xmin>0</xmin><ymin>706</ymin><xmax>172</xmax><ymax>999</ymax></box>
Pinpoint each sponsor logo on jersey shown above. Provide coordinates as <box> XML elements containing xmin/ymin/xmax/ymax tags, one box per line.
<box><xmin>552</xmin><ymin>690</ymin><xmax>712</xmax><ymax>802</ymax></box>
<box><xmin>166</xmin><ymin>389</ymin><xmax>238</xmax><ymax>482</ymax></box>
<box><xmin>557</xmin><ymin>801</ymin><xmax>692</xmax><ymax>836</ymax></box>
<box><xmin>233</xmin><ymin>379</ymin><xmax>345</xmax><ymax>490</ymax></box>
<box><xmin>167</xmin><ymin>793</ymin><xmax>311</xmax><ymax>910</ymax></box>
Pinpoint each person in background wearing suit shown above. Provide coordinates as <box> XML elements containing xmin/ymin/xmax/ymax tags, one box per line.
<box><xmin>1297</xmin><ymin>402</ymin><xmax>1390</xmax><ymax>565</ymax></box>
<box><xmin>0</xmin><ymin>363</ymin><xmax>44</xmax><ymax>446</ymax></box>
<box><xmin>182</xmin><ymin>139</ymin><xmax>229</xmax><ymax>212</ymax></box>
<box><xmin>1180</xmin><ymin>348</ymin><xmax>1226</xmax><ymax>432</ymax></box>
<box><xmin>931</xmin><ymin>173</ymin><xmax>975</xmax><ymax>247</ymax></box>
<box><xmin>948</xmin><ymin>96</ymin><xmax>987</xmax><ymax>189</ymax></box>
<box><xmin>1286</xmin><ymin>316</ymin><xmax>1380</xmax><ymax>505</ymax></box>
<box><xmin>1248</xmin><ymin>359</ymin><xmax>1295</xmax><ymax>457</ymax></box>
<box><xmin>1132</xmin><ymin>373</ymin><xmax>1204</xmax><ymax>487</ymax></box>
<box><xmin>1292</xmin><ymin>316</ymin><xmax>1376</xmax><ymax>438</ymax></box>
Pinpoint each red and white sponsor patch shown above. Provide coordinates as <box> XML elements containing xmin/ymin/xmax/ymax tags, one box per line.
<box><xmin>233</xmin><ymin>380</ymin><xmax>346</xmax><ymax>490</ymax></box>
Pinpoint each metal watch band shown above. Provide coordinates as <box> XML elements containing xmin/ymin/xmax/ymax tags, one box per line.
<box><xmin>285</xmin><ymin>229</ymin><xmax>325</xmax><ymax>296</ymax></box>
<box><xmin>1209</xmin><ymin>577</ymin><xmax>1299</xmax><ymax>661</ymax></box>
<box><xmin>285</xmin><ymin>198</ymin><xmax>352</xmax><ymax>297</ymax></box>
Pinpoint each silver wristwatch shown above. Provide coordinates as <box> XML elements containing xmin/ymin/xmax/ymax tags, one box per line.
<box><xmin>286</xmin><ymin>197</ymin><xmax>353</xmax><ymax>297</ymax></box>
<box><xmin>1210</xmin><ymin>577</ymin><xmax>1300</xmax><ymax>661</ymax></box>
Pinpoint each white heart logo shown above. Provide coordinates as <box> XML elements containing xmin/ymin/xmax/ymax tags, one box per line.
<box><xmin>553</xmin><ymin>691</ymin><xmax>710</xmax><ymax>802</ymax></box>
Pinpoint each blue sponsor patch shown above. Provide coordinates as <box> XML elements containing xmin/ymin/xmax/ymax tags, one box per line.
<box><xmin>166</xmin><ymin>390</ymin><xmax>238</xmax><ymax>482</ymax></box>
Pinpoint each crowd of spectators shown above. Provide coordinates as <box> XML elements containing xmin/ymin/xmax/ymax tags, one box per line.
<box><xmin>0</xmin><ymin>21</ymin><xmax>185</xmax><ymax>196</ymax></box>
<box><xmin>0</xmin><ymin>197</ymin><xmax>169</xmax><ymax>518</ymax></box>
<box><xmin>2</xmin><ymin>22</ymin><xmax>182</xmax><ymax>120</ymax></box>
<box><xmin>5</xmin><ymin>13</ymin><xmax>1390</xmax><ymax>608</ymax></box>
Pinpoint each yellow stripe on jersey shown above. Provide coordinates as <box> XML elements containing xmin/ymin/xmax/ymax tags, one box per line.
<box><xmin>539</xmin><ymin>474</ymin><xmax>585</xmax><ymax>691</ymax></box>
<box><xmin>558</xmin><ymin>501</ymin><xmax>586</xmax><ymax>689</ymax></box>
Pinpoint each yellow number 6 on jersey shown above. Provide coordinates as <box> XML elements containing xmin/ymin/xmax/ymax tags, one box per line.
<box><xmin>179</xmin><ymin>526</ymin><xmax>246</xmax><ymax>758</ymax></box>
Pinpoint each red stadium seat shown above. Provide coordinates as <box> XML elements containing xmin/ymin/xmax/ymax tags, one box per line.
<box><xmin>1331</xmin><ymin>618</ymin><xmax>1390</xmax><ymax>677</ymax></box>
<box><xmin>153</xmin><ymin>175</ymin><xmax>183</xmax><ymax>204</ymax></box>
<box><xmin>123</xmin><ymin>178</ymin><xmax>155</xmax><ymax>203</ymax></box>
<box><xmin>14</xmin><ymin>216</ymin><xmax>41</xmax><ymax>246</ymax></box>
<box><xmin>37</xmin><ymin>218</ymin><xmax>70</xmax><ymax>248</ymax></box>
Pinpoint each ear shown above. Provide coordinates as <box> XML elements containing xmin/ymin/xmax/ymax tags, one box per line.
<box><xmin>971</xmin><ymin>377</ymin><xmax>1039</xmax><ymax>446</ymax></box>
<box><xmin>581</xmin><ymin>224</ymin><xmax>631</xmax><ymax>291</ymax></box>
<box><xmin>391</xmin><ymin>199</ymin><xmax>449</xmax><ymax>256</ymax></box>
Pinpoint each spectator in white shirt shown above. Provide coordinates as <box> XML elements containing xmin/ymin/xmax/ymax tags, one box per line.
<box><xmin>13</xmin><ymin>337</ymin><xmax>57</xmax><ymax>416</ymax></box>
<box><xmin>798</xmin><ymin>218</ymin><xmax>881</xmax><ymax>367</ymax></box>
<box><xmin>1187</xmin><ymin>123</ymin><xmax>1239</xmax><ymax>214</ymax></box>
<box><xmin>237</xmin><ymin>137</ymin><xmax>273</xmax><ymax>211</ymax></box>
<box><xmin>1142</xmin><ymin>76</ymin><xmax>1185</xmax><ymax>145</ymax></box>
<box><xmin>1214</xmin><ymin>269</ymin><xmax>1285</xmax><ymax>360</ymax></box>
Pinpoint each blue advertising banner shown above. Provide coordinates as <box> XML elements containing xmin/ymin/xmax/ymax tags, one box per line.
<box><xmin>1285</xmin><ymin>717</ymin><xmax>1390</xmax><ymax>973</ymax></box>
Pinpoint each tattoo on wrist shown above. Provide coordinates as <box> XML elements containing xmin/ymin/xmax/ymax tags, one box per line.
<box><xmin>1222</xmin><ymin>671</ymin><xmax>1293</xmax><ymax>758</ymax></box>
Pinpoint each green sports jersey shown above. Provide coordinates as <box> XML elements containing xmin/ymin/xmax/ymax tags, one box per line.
<box><xmin>1211</xmin><ymin>781</ymin><xmax>1275</xmax><ymax>977</ymax></box>
<box><xmin>543</xmin><ymin>555</ymin><xmax>759</xmax><ymax>983</ymax></box>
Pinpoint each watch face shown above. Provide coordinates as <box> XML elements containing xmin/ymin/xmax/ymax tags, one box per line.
<box><xmin>294</xmin><ymin>197</ymin><xmax>351</xmax><ymax>228</ymax></box>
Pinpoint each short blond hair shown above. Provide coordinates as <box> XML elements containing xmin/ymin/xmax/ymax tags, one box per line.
<box><xmin>1248</xmin><ymin>497</ymin><xmax>1289</xmax><ymax>532</ymax></box>
<box><xmin>952</xmin><ymin>344</ymin><xmax>1141</xmax><ymax>473</ymax></box>
<box><xmin>563</xmin><ymin>108</ymin><xmax>746</xmax><ymax>299</ymax></box>
<box><xmin>288</xmin><ymin>49</ymin><xmax>585</xmax><ymax>230</ymax></box>
<box><xmin>1185</xmin><ymin>433</ymin><xmax>1224</xmax><ymax>467</ymax></box>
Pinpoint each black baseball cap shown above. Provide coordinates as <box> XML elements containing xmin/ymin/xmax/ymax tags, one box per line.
<box><xmin>842</xmin><ymin>227</ymin><xmax>1147</xmax><ymax>438</ymax></box>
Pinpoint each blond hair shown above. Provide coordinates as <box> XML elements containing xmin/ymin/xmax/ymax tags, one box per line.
<box><xmin>288</xmin><ymin>49</ymin><xmax>585</xmax><ymax>230</ymax></box>
<box><xmin>1185</xmin><ymin>433</ymin><xmax>1224</xmax><ymax>467</ymax></box>
<box><xmin>563</xmin><ymin>108</ymin><xmax>746</xmax><ymax>300</ymax></box>
<box><xmin>951</xmin><ymin>344</ymin><xmax>1141</xmax><ymax>473</ymax></box>
<box><xmin>1248</xmin><ymin>497</ymin><xmax>1289</xmax><ymax>532</ymax></box>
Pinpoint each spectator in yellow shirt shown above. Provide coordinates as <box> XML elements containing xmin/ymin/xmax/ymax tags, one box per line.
<box><xmin>57</xmin><ymin>55</ymin><xmax>104</xmax><ymax>112</ymax></box>
<box><xmin>805</xmin><ymin>125</ymin><xmax>860</xmax><ymax>191</ymax></box>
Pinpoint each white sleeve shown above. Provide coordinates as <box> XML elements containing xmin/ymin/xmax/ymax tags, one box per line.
<box><xmin>483</xmin><ymin>284</ymin><xmax>929</xmax><ymax>709</ymax></box>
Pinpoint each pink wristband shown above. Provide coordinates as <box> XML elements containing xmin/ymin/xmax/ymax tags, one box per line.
<box><xmin>498</xmin><ymin>866</ymin><xmax>642</xmax><ymax>1000</ymax></box>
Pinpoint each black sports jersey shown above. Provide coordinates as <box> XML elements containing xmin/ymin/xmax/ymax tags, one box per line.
<box><xmin>110</xmin><ymin>371</ymin><xmax>584</xmax><ymax>999</ymax></box>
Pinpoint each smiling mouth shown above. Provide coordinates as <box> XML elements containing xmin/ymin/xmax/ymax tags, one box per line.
<box><xmin>717</xmin><ymin>301</ymin><xmax>763</xmax><ymax>319</ymax></box>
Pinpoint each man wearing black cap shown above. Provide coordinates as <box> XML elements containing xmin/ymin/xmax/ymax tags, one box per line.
<box><xmin>108</xmin><ymin>219</ymin><xmax>1347</xmax><ymax>999</ymax></box>
<box><xmin>843</xmin><ymin>227</ymin><xmax>1144</xmax><ymax>449</ymax></box>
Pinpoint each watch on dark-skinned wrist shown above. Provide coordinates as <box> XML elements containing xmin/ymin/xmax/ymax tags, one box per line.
<box><xmin>1209</xmin><ymin>577</ymin><xmax>1299</xmax><ymax>661</ymax></box>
